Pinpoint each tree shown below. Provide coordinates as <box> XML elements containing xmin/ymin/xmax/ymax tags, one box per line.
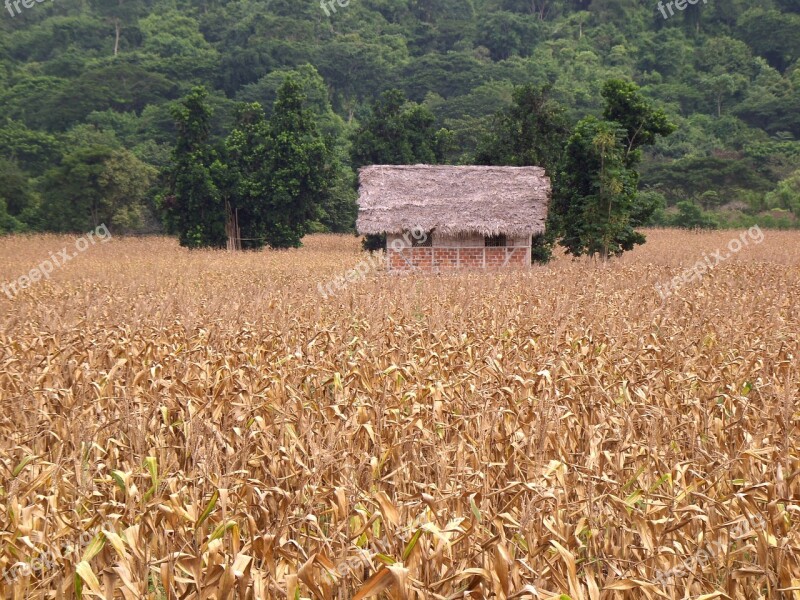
<box><xmin>670</xmin><ymin>200</ymin><xmax>719</xmax><ymax>229</ymax></box>
<box><xmin>765</xmin><ymin>169</ymin><xmax>800</xmax><ymax>217</ymax></box>
<box><xmin>554</xmin><ymin>117</ymin><xmax>642</xmax><ymax>258</ymax></box>
<box><xmin>261</xmin><ymin>76</ymin><xmax>331</xmax><ymax>249</ymax></box>
<box><xmin>0</xmin><ymin>120</ymin><xmax>62</xmax><ymax>173</ymax></box>
<box><xmin>88</xmin><ymin>0</ymin><xmax>147</xmax><ymax>56</ymax></box>
<box><xmin>601</xmin><ymin>79</ymin><xmax>676</xmax><ymax>166</ymax></box>
<box><xmin>737</xmin><ymin>8</ymin><xmax>800</xmax><ymax>73</ymax></box>
<box><xmin>351</xmin><ymin>89</ymin><xmax>450</xmax><ymax>250</ymax></box>
<box><xmin>224</xmin><ymin>102</ymin><xmax>271</xmax><ymax>250</ymax></box>
<box><xmin>694</xmin><ymin>37</ymin><xmax>753</xmax><ymax>118</ymax></box>
<box><xmin>44</xmin><ymin>64</ymin><xmax>178</xmax><ymax>131</ymax></box>
<box><xmin>139</xmin><ymin>11</ymin><xmax>220</xmax><ymax>82</ymax></box>
<box><xmin>0</xmin><ymin>158</ymin><xmax>34</xmax><ymax>233</ymax></box>
<box><xmin>312</xmin><ymin>34</ymin><xmax>400</xmax><ymax>113</ymax></box>
<box><xmin>553</xmin><ymin>80</ymin><xmax>675</xmax><ymax>259</ymax></box>
<box><xmin>236</xmin><ymin>65</ymin><xmax>358</xmax><ymax>234</ymax></box>
<box><xmin>167</xmin><ymin>87</ymin><xmax>227</xmax><ymax>249</ymax></box>
<box><xmin>475</xmin><ymin>11</ymin><xmax>542</xmax><ymax>60</ymax></box>
<box><xmin>351</xmin><ymin>89</ymin><xmax>448</xmax><ymax>169</ymax></box>
<box><xmin>475</xmin><ymin>84</ymin><xmax>570</xmax><ymax>174</ymax></box>
<box><xmin>39</xmin><ymin>145</ymin><xmax>155</xmax><ymax>232</ymax></box>
<box><xmin>475</xmin><ymin>84</ymin><xmax>572</xmax><ymax>263</ymax></box>
<box><xmin>0</xmin><ymin>199</ymin><xmax>21</xmax><ymax>234</ymax></box>
<box><xmin>633</xmin><ymin>189</ymin><xmax>668</xmax><ymax>226</ymax></box>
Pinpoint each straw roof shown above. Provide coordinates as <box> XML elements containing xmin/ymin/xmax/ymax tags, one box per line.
<box><xmin>356</xmin><ymin>165</ymin><xmax>551</xmax><ymax>237</ymax></box>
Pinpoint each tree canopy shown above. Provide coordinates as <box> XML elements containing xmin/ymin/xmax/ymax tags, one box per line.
<box><xmin>0</xmin><ymin>0</ymin><xmax>797</xmax><ymax>239</ymax></box>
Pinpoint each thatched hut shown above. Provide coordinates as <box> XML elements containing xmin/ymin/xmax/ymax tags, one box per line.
<box><xmin>356</xmin><ymin>165</ymin><xmax>551</xmax><ymax>272</ymax></box>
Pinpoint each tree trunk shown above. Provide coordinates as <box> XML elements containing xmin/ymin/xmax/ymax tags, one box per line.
<box><xmin>226</xmin><ymin>202</ymin><xmax>241</xmax><ymax>252</ymax></box>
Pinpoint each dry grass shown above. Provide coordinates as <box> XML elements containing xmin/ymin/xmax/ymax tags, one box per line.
<box><xmin>0</xmin><ymin>229</ymin><xmax>798</xmax><ymax>600</ymax></box>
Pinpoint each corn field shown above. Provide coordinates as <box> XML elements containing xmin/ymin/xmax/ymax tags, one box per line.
<box><xmin>0</xmin><ymin>230</ymin><xmax>799</xmax><ymax>600</ymax></box>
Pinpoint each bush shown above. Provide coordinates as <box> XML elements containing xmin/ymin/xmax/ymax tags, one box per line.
<box><xmin>670</xmin><ymin>200</ymin><xmax>719</xmax><ymax>229</ymax></box>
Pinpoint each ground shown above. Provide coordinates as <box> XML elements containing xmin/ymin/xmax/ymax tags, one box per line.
<box><xmin>0</xmin><ymin>230</ymin><xmax>798</xmax><ymax>599</ymax></box>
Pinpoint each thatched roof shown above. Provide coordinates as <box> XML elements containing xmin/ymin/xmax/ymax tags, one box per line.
<box><xmin>356</xmin><ymin>165</ymin><xmax>551</xmax><ymax>237</ymax></box>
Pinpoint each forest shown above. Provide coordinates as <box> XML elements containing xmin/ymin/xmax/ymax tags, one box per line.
<box><xmin>1</xmin><ymin>0</ymin><xmax>799</xmax><ymax>238</ymax></box>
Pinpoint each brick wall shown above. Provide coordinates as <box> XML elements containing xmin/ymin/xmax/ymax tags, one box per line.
<box><xmin>388</xmin><ymin>245</ymin><xmax>531</xmax><ymax>272</ymax></box>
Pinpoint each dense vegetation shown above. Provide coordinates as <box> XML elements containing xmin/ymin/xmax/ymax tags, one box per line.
<box><xmin>1</xmin><ymin>0</ymin><xmax>799</xmax><ymax>238</ymax></box>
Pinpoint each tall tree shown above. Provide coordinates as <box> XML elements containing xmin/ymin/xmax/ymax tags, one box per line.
<box><xmin>474</xmin><ymin>84</ymin><xmax>570</xmax><ymax>174</ymax></box>
<box><xmin>167</xmin><ymin>87</ymin><xmax>227</xmax><ymax>249</ymax></box>
<box><xmin>261</xmin><ymin>76</ymin><xmax>331</xmax><ymax>249</ymax></box>
<box><xmin>475</xmin><ymin>84</ymin><xmax>571</xmax><ymax>263</ymax></box>
<box><xmin>88</xmin><ymin>0</ymin><xmax>146</xmax><ymax>56</ymax></box>
<box><xmin>601</xmin><ymin>79</ymin><xmax>676</xmax><ymax>167</ymax></box>
<box><xmin>224</xmin><ymin>102</ymin><xmax>271</xmax><ymax>250</ymax></box>
<box><xmin>554</xmin><ymin>117</ymin><xmax>640</xmax><ymax>258</ymax></box>
<box><xmin>236</xmin><ymin>65</ymin><xmax>358</xmax><ymax>234</ymax></box>
<box><xmin>553</xmin><ymin>80</ymin><xmax>675</xmax><ymax>259</ymax></box>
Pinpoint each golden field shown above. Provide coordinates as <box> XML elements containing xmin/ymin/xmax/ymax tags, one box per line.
<box><xmin>0</xmin><ymin>229</ymin><xmax>799</xmax><ymax>600</ymax></box>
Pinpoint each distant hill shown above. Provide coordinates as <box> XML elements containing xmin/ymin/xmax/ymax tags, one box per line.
<box><xmin>1</xmin><ymin>0</ymin><xmax>799</xmax><ymax>233</ymax></box>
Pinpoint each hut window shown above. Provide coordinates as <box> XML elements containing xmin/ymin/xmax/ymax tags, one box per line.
<box><xmin>411</xmin><ymin>231</ymin><xmax>432</xmax><ymax>247</ymax></box>
<box><xmin>485</xmin><ymin>234</ymin><xmax>507</xmax><ymax>247</ymax></box>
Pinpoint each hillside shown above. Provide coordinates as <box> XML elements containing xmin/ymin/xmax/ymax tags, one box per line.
<box><xmin>1</xmin><ymin>0</ymin><xmax>799</xmax><ymax>233</ymax></box>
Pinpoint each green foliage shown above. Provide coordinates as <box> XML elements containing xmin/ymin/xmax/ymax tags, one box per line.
<box><xmin>351</xmin><ymin>89</ymin><xmax>449</xmax><ymax>251</ymax></box>
<box><xmin>475</xmin><ymin>84</ymin><xmax>571</xmax><ymax>174</ymax></box>
<box><xmin>0</xmin><ymin>0</ymin><xmax>798</xmax><ymax>239</ymax></box>
<box><xmin>139</xmin><ymin>11</ymin><xmax>220</xmax><ymax>82</ymax></box>
<box><xmin>736</xmin><ymin>8</ymin><xmax>800</xmax><ymax>73</ymax></box>
<box><xmin>765</xmin><ymin>169</ymin><xmax>800</xmax><ymax>217</ymax></box>
<box><xmin>0</xmin><ymin>158</ymin><xmax>34</xmax><ymax>219</ymax></box>
<box><xmin>168</xmin><ymin>76</ymin><xmax>342</xmax><ymax>250</ymax></box>
<box><xmin>39</xmin><ymin>145</ymin><xmax>156</xmax><ymax>233</ymax></box>
<box><xmin>670</xmin><ymin>200</ymin><xmax>719</xmax><ymax>229</ymax></box>
<box><xmin>476</xmin><ymin>11</ymin><xmax>542</xmax><ymax>60</ymax></box>
<box><xmin>261</xmin><ymin>76</ymin><xmax>332</xmax><ymax>249</ymax></box>
<box><xmin>0</xmin><ymin>120</ymin><xmax>62</xmax><ymax>173</ymax></box>
<box><xmin>0</xmin><ymin>198</ymin><xmax>22</xmax><ymax>234</ymax></box>
<box><xmin>351</xmin><ymin>89</ymin><xmax>448</xmax><ymax>169</ymax></box>
<box><xmin>0</xmin><ymin>158</ymin><xmax>34</xmax><ymax>233</ymax></box>
<box><xmin>316</xmin><ymin>156</ymin><xmax>358</xmax><ymax>234</ymax></box>
<box><xmin>235</xmin><ymin>64</ymin><xmax>357</xmax><ymax>235</ymax></box>
<box><xmin>554</xmin><ymin>80</ymin><xmax>675</xmax><ymax>259</ymax></box>
<box><xmin>474</xmin><ymin>84</ymin><xmax>572</xmax><ymax>263</ymax></box>
<box><xmin>632</xmin><ymin>190</ymin><xmax>668</xmax><ymax>227</ymax></box>
<box><xmin>224</xmin><ymin>102</ymin><xmax>272</xmax><ymax>250</ymax></box>
<box><xmin>642</xmin><ymin>155</ymin><xmax>775</xmax><ymax>202</ymax></box>
<box><xmin>555</xmin><ymin>117</ymin><xmax>643</xmax><ymax>259</ymax></box>
<box><xmin>167</xmin><ymin>87</ymin><xmax>227</xmax><ymax>249</ymax></box>
<box><xmin>601</xmin><ymin>79</ymin><xmax>676</xmax><ymax>166</ymax></box>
